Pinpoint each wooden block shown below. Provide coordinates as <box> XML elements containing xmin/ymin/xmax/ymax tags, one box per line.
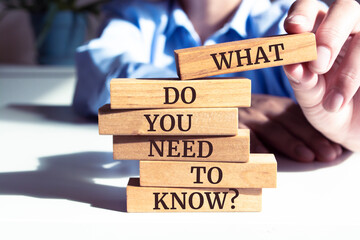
<box><xmin>110</xmin><ymin>78</ymin><xmax>251</xmax><ymax>109</ymax></box>
<box><xmin>175</xmin><ymin>33</ymin><xmax>317</xmax><ymax>79</ymax></box>
<box><xmin>98</xmin><ymin>104</ymin><xmax>238</xmax><ymax>136</ymax></box>
<box><xmin>127</xmin><ymin>178</ymin><xmax>262</xmax><ymax>212</ymax></box>
<box><xmin>113</xmin><ymin>129</ymin><xmax>249</xmax><ymax>162</ymax></box>
<box><xmin>140</xmin><ymin>154</ymin><xmax>276</xmax><ymax>188</ymax></box>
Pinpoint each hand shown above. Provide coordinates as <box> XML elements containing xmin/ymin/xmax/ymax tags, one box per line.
<box><xmin>239</xmin><ymin>94</ymin><xmax>342</xmax><ymax>162</ymax></box>
<box><xmin>283</xmin><ymin>0</ymin><xmax>360</xmax><ymax>151</ymax></box>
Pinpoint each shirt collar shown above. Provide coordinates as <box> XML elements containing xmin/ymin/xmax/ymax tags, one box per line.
<box><xmin>226</xmin><ymin>0</ymin><xmax>272</xmax><ymax>39</ymax></box>
<box><xmin>165</xmin><ymin>0</ymin><xmax>199</xmax><ymax>42</ymax></box>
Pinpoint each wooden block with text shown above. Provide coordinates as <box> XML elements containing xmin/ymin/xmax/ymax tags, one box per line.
<box><xmin>98</xmin><ymin>104</ymin><xmax>238</xmax><ymax>136</ymax></box>
<box><xmin>110</xmin><ymin>78</ymin><xmax>251</xmax><ymax>109</ymax></box>
<box><xmin>113</xmin><ymin>129</ymin><xmax>249</xmax><ymax>162</ymax></box>
<box><xmin>127</xmin><ymin>178</ymin><xmax>261</xmax><ymax>212</ymax></box>
<box><xmin>175</xmin><ymin>33</ymin><xmax>317</xmax><ymax>79</ymax></box>
<box><xmin>140</xmin><ymin>154</ymin><xmax>276</xmax><ymax>188</ymax></box>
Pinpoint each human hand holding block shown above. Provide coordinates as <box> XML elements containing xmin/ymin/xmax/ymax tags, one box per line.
<box><xmin>283</xmin><ymin>0</ymin><xmax>360</xmax><ymax>152</ymax></box>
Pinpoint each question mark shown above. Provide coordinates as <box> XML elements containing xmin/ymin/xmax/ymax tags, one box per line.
<box><xmin>229</xmin><ymin>188</ymin><xmax>239</xmax><ymax>209</ymax></box>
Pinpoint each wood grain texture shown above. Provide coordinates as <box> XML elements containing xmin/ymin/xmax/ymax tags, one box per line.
<box><xmin>140</xmin><ymin>154</ymin><xmax>276</xmax><ymax>188</ymax></box>
<box><xmin>110</xmin><ymin>78</ymin><xmax>251</xmax><ymax>109</ymax></box>
<box><xmin>98</xmin><ymin>104</ymin><xmax>238</xmax><ymax>136</ymax></box>
<box><xmin>127</xmin><ymin>178</ymin><xmax>262</xmax><ymax>212</ymax></box>
<box><xmin>113</xmin><ymin>129</ymin><xmax>249</xmax><ymax>162</ymax></box>
<box><xmin>175</xmin><ymin>33</ymin><xmax>317</xmax><ymax>79</ymax></box>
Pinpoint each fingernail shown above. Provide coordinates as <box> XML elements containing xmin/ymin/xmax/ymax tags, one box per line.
<box><xmin>323</xmin><ymin>89</ymin><xmax>344</xmax><ymax>112</ymax></box>
<box><xmin>317</xmin><ymin>143</ymin><xmax>337</xmax><ymax>162</ymax></box>
<box><xmin>335</xmin><ymin>145</ymin><xmax>343</xmax><ymax>156</ymax></box>
<box><xmin>288</xmin><ymin>64</ymin><xmax>302</xmax><ymax>84</ymax></box>
<box><xmin>295</xmin><ymin>145</ymin><xmax>315</xmax><ymax>162</ymax></box>
<box><xmin>311</xmin><ymin>46</ymin><xmax>331</xmax><ymax>73</ymax></box>
<box><xmin>286</xmin><ymin>15</ymin><xmax>307</xmax><ymax>25</ymax></box>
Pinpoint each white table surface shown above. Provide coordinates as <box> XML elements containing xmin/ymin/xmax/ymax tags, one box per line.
<box><xmin>0</xmin><ymin>65</ymin><xmax>359</xmax><ymax>240</ymax></box>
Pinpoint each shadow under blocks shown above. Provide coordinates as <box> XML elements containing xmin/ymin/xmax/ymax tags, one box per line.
<box><xmin>0</xmin><ymin>150</ymin><xmax>350</xmax><ymax>212</ymax></box>
<box><xmin>0</xmin><ymin>152</ymin><xmax>139</xmax><ymax>212</ymax></box>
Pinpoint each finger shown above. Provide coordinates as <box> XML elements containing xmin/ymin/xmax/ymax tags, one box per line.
<box><xmin>330</xmin><ymin>141</ymin><xmax>343</xmax><ymax>157</ymax></box>
<box><xmin>284</xmin><ymin>62</ymin><xmax>354</xmax><ymax>144</ymax></box>
<box><xmin>250</xmin><ymin>94</ymin><xmax>292</xmax><ymax>116</ymax></box>
<box><xmin>323</xmin><ymin>33</ymin><xmax>360</xmax><ymax>112</ymax></box>
<box><xmin>309</xmin><ymin>0</ymin><xmax>360</xmax><ymax>74</ymax></box>
<box><xmin>250</xmin><ymin>131</ymin><xmax>269</xmax><ymax>153</ymax></box>
<box><xmin>246</xmin><ymin>113</ymin><xmax>315</xmax><ymax>162</ymax></box>
<box><xmin>284</xmin><ymin>0</ymin><xmax>327</xmax><ymax>33</ymax></box>
<box><xmin>283</xmin><ymin>63</ymin><xmax>326</xmax><ymax>108</ymax></box>
<box><xmin>268</xmin><ymin>103</ymin><xmax>339</xmax><ymax>162</ymax></box>
<box><xmin>238</xmin><ymin>122</ymin><xmax>269</xmax><ymax>153</ymax></box>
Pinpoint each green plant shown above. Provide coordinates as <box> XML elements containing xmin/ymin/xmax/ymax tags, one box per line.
<box><xmin>0</xmin><ymin>0</ymin><xmax>108</xmax><ymax>13</ymax></box>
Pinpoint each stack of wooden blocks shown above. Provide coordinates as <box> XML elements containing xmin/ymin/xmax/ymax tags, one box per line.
<box><xmin>98</xmin><ymin>33</ymin><xmax>317</xmax><ymax>212</ymax></box>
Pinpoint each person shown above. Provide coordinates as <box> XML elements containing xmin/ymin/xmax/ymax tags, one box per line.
<box><xmin>73</xmin><ymin>0</ymin><xmax>360</xmax><ymax>162</ymax></box>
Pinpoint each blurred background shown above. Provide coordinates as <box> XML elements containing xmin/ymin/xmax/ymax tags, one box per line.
<box><xmin>0</xmin><ymin>0</ymin><xmax>357</xmax><ymax>66</ymax></box>
<box><xmin>0</xmin><ymin>0</ymin><xmax>106</xmax><ymax>65</ymax></box>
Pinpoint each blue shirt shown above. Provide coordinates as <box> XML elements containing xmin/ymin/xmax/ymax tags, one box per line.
<box><xmin>73</xmin><ymin>0</ymin><xmax>297</xmax><ymax>116</ymax></box>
